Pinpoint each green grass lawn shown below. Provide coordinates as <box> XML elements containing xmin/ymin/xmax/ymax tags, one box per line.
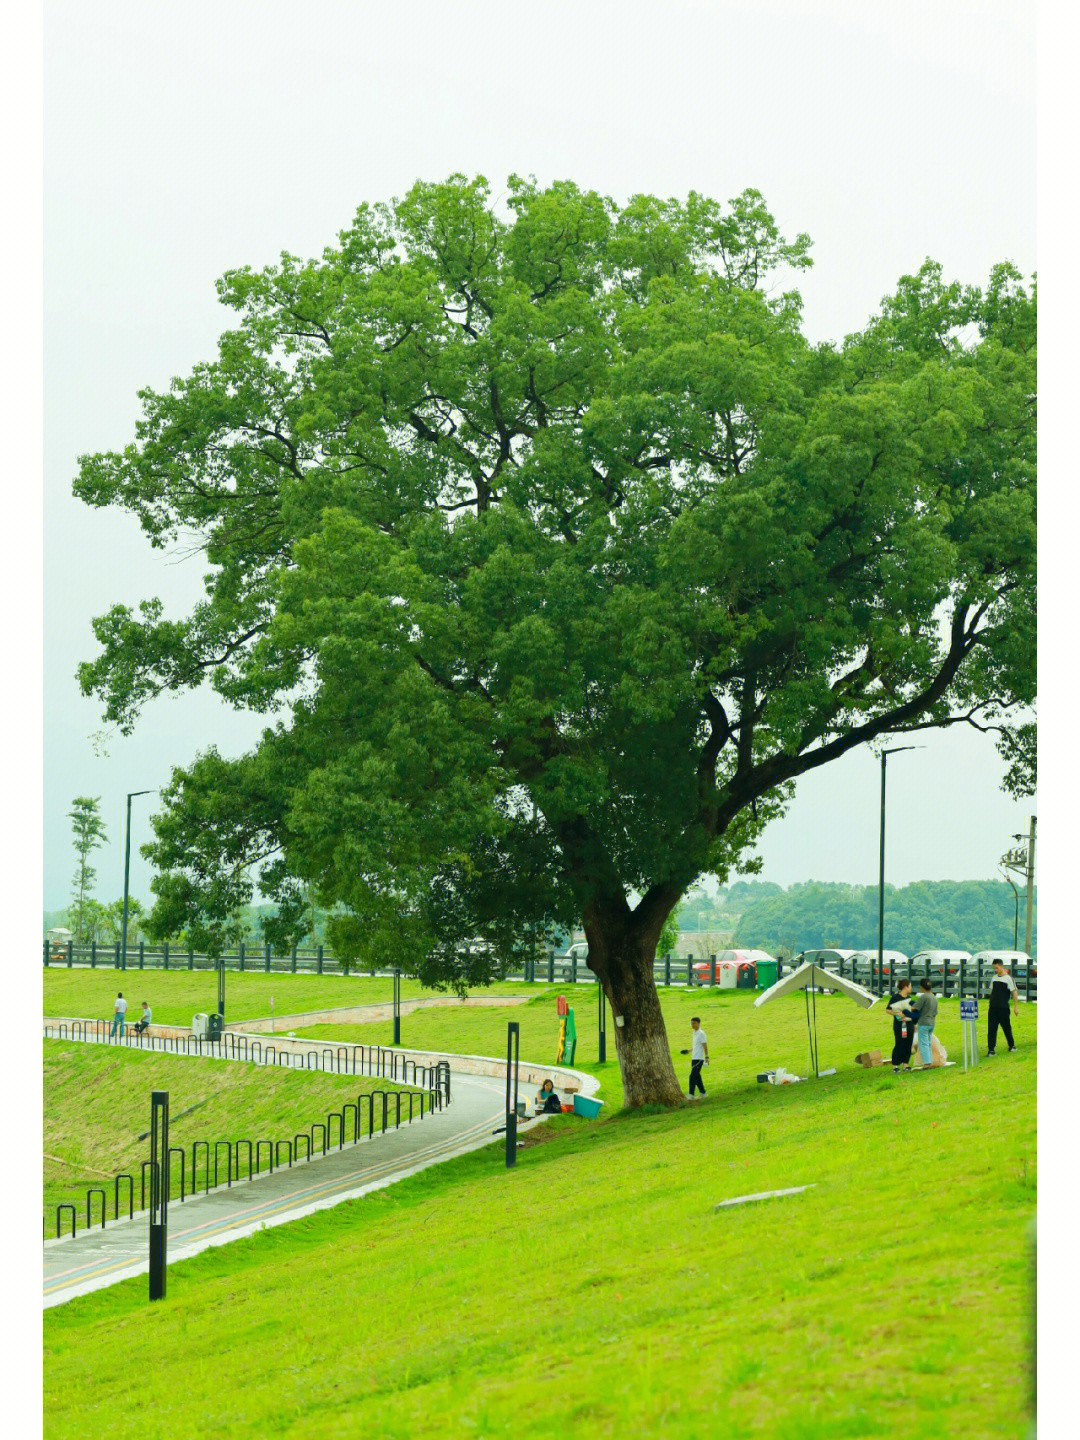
<box><xmin>44</xmin><ymin>1041</ymin><xmax>415</xmax><ymax>1229</ymax></box>
<box><xmin>43</xmin><ymin>996</ymin><xmax>1035</xmax><ymax>1439</ymax></box>
<box><xmin>42</xmin><ymin>967</ymin><xmax>538</xmax><ymax>1027</ymax></box>
<box><xmin>289</xmin><ymin>984</ymin><xmax>1032</xmax><ymax>1110</ymax></box>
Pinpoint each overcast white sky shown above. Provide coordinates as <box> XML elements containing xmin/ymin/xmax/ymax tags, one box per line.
<box><xmin>42</xmin><ymin>0</ymin><xmax>1037</xmax><ymax>909</ymax></box>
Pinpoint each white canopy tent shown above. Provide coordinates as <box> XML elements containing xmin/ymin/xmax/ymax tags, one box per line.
<box><xmin>754</xmin><ymin>960</ymin><xmax>878</xmax><ymax>1077</ymax></box>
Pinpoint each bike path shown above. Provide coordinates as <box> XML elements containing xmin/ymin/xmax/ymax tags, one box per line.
<box><xmin>43</xmin><ymin>1068</ymin><xmax>508</xmax><ymax>1309</ymax></box>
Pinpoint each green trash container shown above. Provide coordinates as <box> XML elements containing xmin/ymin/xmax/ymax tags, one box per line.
<box><xmin>756</xmin><ymin>959</ymin><xmax>778</xmax><ymax>990</ymax></box>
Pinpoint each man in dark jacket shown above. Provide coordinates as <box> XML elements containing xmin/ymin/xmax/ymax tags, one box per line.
<box><xmin>886</xmin><ymin>980</ymin><xmax>916</xmax><ymax>1071</ymax></box>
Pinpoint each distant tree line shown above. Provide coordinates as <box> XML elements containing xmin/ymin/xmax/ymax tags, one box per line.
<box><xmin>729</xmin><ymin>879</ymin><xmax>1036</xmax><ymax>956</ymax></box>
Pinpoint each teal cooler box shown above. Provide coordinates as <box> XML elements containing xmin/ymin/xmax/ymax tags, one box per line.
<box><xmin>573</xmin><ymin>1094</ymin><xmax>604</xmax><ymax>1119</ymax></box>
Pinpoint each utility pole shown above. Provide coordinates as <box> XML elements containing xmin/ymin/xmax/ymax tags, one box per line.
<box><xmin>1024</xmin><ymin>816</ymin><xmax>1036</xmax><ymax>956</ymax></box>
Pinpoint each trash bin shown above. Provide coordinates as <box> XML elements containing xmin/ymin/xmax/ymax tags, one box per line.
<box><xmin>719</xmin><ymin>963</ymin><xmax>738</xmax><ymax>990</ymax></box>
<box><xmin>191</xmin><ymin>1012</ymin><xmax>209</xmax><ymax>1039</ymax></box>
<box><xmin>756</xmin><ymin>959</ymin><xmax>778</xmax><ymax>990</ymax></box>
<box><xmin>736</xmin><ymin>962</ymin><xmax>757</xmax><ymax>989</ymax></box>
<box><xmin>207</xmin><ymin>1013</ymin><xmax>224</xmax><ymax>1040</ymax></box>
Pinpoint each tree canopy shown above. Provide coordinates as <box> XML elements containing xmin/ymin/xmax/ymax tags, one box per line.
<box><xmin>732</xmin><ymin>879</ymin><xmax>1036</xmax><ymax>956</ymax></box>
<box><xmin>75</xmin><ymin>175</ymin><xmax>1035</xmax><ymax>1104</ymax></box>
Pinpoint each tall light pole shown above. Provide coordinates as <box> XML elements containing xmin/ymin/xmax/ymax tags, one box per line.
<box><xmin>121</xmin><ymin>790</ymin><xmax>152</xmax><ymax>971</ymax></box>
<box><xmin>878</xmin><ymin>747</ymin><xmax>920</xmax><ymax>991</ymax></box>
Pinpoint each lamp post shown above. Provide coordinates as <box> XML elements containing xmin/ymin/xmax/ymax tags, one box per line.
<box><xmin>121</xmin><ymin>790</ymin><xmax>152</xmax><ymax>971</ymax></box>
<box><xmin>148</xmin><ymin>1089</ymin><xmax>169</xmax><ymax>1301</ymax></box>
<box><xmin>878</xmin><ymin>747</ymin><xmax>920</xmax><ymax>994</ymax></box>
<box><xmin>392</xmin><ymin>968</ymin><xmax>402</xmax><ymax>1046</ymax></box>
<box><xmin>505</xmin><ymin>1021</ymin><xmax>520</xmax><ymax>1168</ymax></box>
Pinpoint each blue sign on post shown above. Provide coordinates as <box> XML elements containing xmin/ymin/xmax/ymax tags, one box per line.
<box><xmin>960</xmin><ymin>998</ymin><xmax>978</xmax><ymax>1022</ymax></box>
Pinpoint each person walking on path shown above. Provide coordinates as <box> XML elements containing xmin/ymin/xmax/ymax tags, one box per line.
<box><xmin>908</xmin><ymin>978</ymin><xmax>939</xmax><ymax>1068</ymax></box>
<box><xmin>686</xmin><ymin>1017</ymin><xmax>709</xmax><ymax>1096</ymax></box>
<box><xmin>886</xmin><ymin>979</ymin><xmax>916</xmax><ymax>1071</ymax></box>
<box><xmin>109</xmin><ymin>992</ymin><xmax>127</xmax><ymax>1039</ymax></box>
<box><xmin>987</xmin><ymin>959</ymin><xmax>1020</xmax><ymax>1055</ymax></box>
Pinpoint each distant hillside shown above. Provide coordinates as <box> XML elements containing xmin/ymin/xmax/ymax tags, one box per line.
<box><xmin>732</xmin><ymin>880</ymin><xmax>1036</xmax><ymax>956</ymax></box>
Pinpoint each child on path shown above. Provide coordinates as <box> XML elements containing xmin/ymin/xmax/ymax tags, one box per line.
<box><xmin>987</xmin><ymin>958</ymin><xmax>1020</xmax><ymax>1055</ymax></box>
<box><xmin>908</xmin><ymin>978</ymin><xmax>939</xmax><ymax>1068</ymax></box>
<box><xmin>109</xmin><ymin>991</ymin><xmax>127</xmax><ymax>1039</ymax></box>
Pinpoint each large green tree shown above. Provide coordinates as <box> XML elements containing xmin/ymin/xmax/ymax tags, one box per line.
<box><xmin>75</xmin><ymin>176</ymin><xmax>1035</xmax><ymax>1106</ymax></box>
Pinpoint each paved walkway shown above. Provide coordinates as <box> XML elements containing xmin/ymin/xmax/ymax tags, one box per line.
<box><xmin>44</xmin><ymin>1067</ymin><xmax>511</xmax><ymax>1308</ymax></box>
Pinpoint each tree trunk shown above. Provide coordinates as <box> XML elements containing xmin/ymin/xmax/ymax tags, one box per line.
<box><xmin>584</xmin><ymin>907</ymin><xmax>685</xmax><ymax>1109</ymax></box>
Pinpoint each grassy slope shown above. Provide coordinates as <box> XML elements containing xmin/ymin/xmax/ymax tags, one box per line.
<box><xmin>43</xmin><ymin>969</ymin><xmax>535</xmax><ymax>1026</ymax></box>
<box><xmin>43</xmin><ymin>1041</ymin><xmax>414</xmax><ymax>1226</ymax></box>
<box><xmin>44</xmin><ymin>998</ymin><xmax>1035</xmax><ymax>1440</ymax></box>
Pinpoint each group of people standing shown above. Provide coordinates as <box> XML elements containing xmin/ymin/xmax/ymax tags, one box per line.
<box><xmin>886</xmin><ymin>958</ymin><xmax>1020</xmax><ymax>1071</ymax></box>
<box><xmin>885</xmin><ymin>978</ymin><xmax>940</xmax><ymax>1070</ymax></box>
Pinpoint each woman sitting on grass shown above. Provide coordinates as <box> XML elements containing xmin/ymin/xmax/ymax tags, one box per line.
<box><xmin>535</xmin><ymin>1079</ymin><xmax>562</xmax><ymax>1115</ymax></box>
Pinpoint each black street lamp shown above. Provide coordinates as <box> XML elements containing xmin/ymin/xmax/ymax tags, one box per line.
<box><xmin>878</xmin><ymin>747</ymin><xmax>920</xmax><ymax>992</ymax></box>
<box><xmin>121</xmin><ymin>790</ymin><xmax>153</xmax><ymax>971</ymax></box>
<box><xmin>392</xmin><ymin>968</ymin><xmax>402</xmax><ymax>1046</ymax></box>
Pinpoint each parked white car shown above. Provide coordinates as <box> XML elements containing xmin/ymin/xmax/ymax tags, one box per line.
<box><xmin>910</xmin><ymin>949</ymin><xmax>971</xmax><ymax>976</ymax></box>
<box><xmin>562</xmin><ymin>942</ymin><xmax>590</xmax><ymax>964</ymax></box>
<box><xmin>970</xmin><ymin>950</ymin><xmax>1033</xmax><ymax>973</ymax></box>
<box><xmin>849</xmin><ymin>949</ymin><xmax>908</xmax><ymax>974</ymax></box>
<box><xmin>799</xmin><ymin>949</ymin><xmax>859</xmax><ymax>973</ymax></box>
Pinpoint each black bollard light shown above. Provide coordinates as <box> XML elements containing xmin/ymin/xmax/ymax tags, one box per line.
<box><xmin>505</xmin><ymin>1021</ymin><xmax>520</xmax><ymax>1168</ymax></box>
<box><xmin>149</xmin><ymin>1089</ymin><xmax>169</xmax><ymax>1301</ymax></box>
<box><xmin>393</xmin><ymin>968</ymin><xmax>401</xmax><ymax>1047</ymax></box>
<box><xmin>598</xmin><ymin>984</ymin><xmax>607</xmax><ymax>1064</ymax></box>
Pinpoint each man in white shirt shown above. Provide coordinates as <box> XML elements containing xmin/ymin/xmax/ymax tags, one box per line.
<box><xmin>110</xmin><ymin>991</ymin><xmax>127</xmax><ymax>1039</ymax></box>
<box><xmin>987</xmin><ymin>959</ymin><xmax>1020</xmax><ymax>1055</ymax></box>
<box><xmin>688</xmin><ymin>1017</ymin><xmax>709</xmax><ymax>1096</ymax></box>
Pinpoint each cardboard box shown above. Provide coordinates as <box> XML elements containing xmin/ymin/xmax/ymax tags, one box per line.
<box><xmin>855</xmin><ymin>1050</ymin><xmax>884</xmax><ymax>1068</ymax></box>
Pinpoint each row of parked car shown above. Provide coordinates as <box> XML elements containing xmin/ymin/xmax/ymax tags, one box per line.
<box><xmin>798</xmin><ymin>948</ymin><xmax>1035</xmax><ymax>976</ymax></box>
<box><xmin>686</xmin><ymin>947</ymin><xmax>1036</xmax><ymax>988</ymax></box>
